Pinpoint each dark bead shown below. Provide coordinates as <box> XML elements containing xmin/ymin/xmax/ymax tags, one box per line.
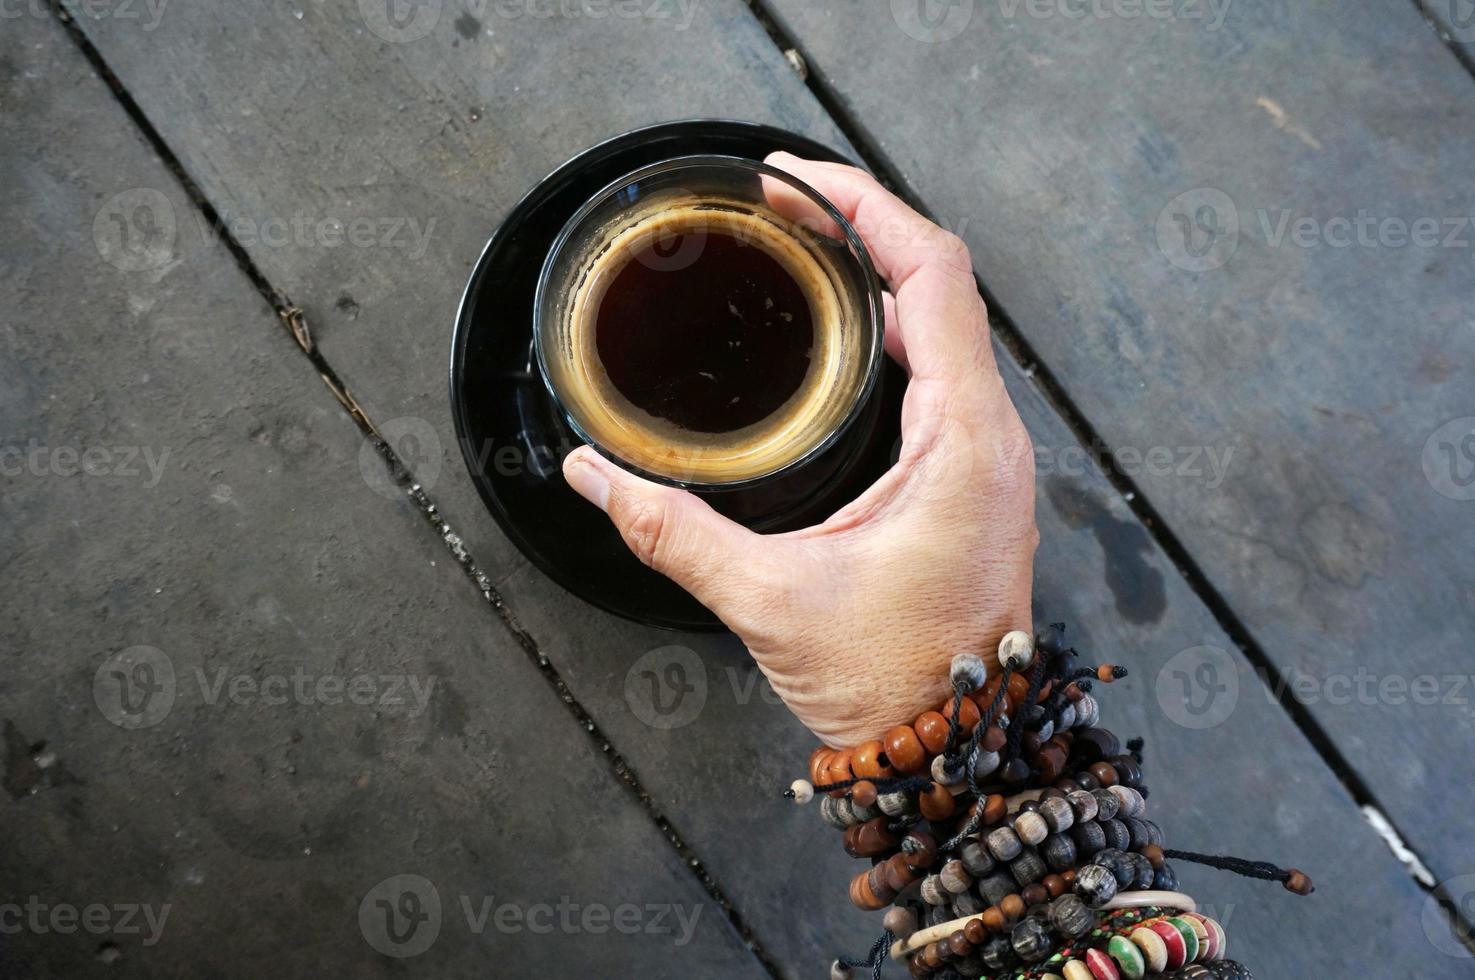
<box><xmin>1039</xmin><ymin>786</ymin><xmax>1067</xmax><ymax>801</ymax></box>
<box><xmin>1071</xmin><ymin>820</ymin><xmax>1106</xmax><ymax>856</ymax></box>
<box><xmin>924</xmin><ymin>904</ymin><xmax>953</xmax><ymax>928</ymax></box>
<box><xmin>1001</xmin><ymin>758</ymin><xmax>1031</xmax><ymax>784</ymax></box>
<box><xmin>960</xmin><ymin>840</ymin><xmax>995</xmax><ymax>876</ymax></box>
<box><xmin>1100</xmin><ymin>817</ymin><xmax>1130</xmax><ymax>851</ymax></box>
<box><xmin>980</xmin><ymin>933</ymin><xmax>1018</xmax><ymax>970</ymax></box>
<box><xmin>1010</xmin><ymin>849</ymin><xmax>1046</xmax><ymax>887</ymax></box>
<box><xmin>1125</xmin><ymin>816</ymin><xmax>1152</xmax><ymax>851</ymax></box>
<box><xmin>947</xmin><ymin>930</ymin><xmax>972</xmax><ymax>957</ymax></box>
<box><xmin>1056</xmin><ymin>778</ymin><xmax>1080</xmax><ymax>794</ymax></box>
<box><xmin>1010</xmin><ymin>916</ymin><xmax>1053</xmax><ymax>963</ymax></box>
<box><xmin>1111</xmin><ymin>754</ymin><xmax>1143</xmax><ymax>787</ymax></box>
<box><xmin>1153</xmin><ymin>862</ymin><xmax>1179</xmax><ymax>891</ymax></box>
<box><xmin>979</xmin><ymin>871</ymin><xmax>1016</xmax><ymax>907</ymax></box>
<box><xmin>952</xmin><ymin>889</ymin><xmax>986</xmax><ymax>917</ymax></box>
<box><xmin>1041</xmin><ymin>833</ymin><xmax>1078</xmax><ymax>872</ymax></box>
<box><xmin>1017</xmin><ymin>798</ymin><xmax>1041</xmax><ymax>814</ymax></box>
<box><xmin>963</xmin><ymin>918</ymin><xmax>988</xmax><ymax>945</ymax></box>
<box><xmin>1049</xmin><ymin>893</ymin><xmax>1094</xmax><ymax>938</ymax></box>
<box><xmin>1074</xmin><ymin>863</ymin><xmax>1118</xmax><ymax>908</ymax></box>
<box><xmin>955</xmin><ymin>952</ymin><xmax>986</xmax><ymax>977</ymax></box>
<box><xmin>1143</xmin><ymin>819</ymin><xmax>1165</xmax><ymax>847</ymax></box>
<box><xmin>1091</xmin><ymin>788</ymin><xmax>1120</xmax><ymax>822</ymax></box>
<box><xmin>1074</xmin><ymin>771</ymin><xmax>1100</xmax><ymax>791</ymax></box>
<box><xmin>882</xmin><ymin>906</ymin><xmax>917</xmax><ymax>940</ymax></box>
<box><xmin>1074</xmin><ymin>728</ymin><xmax>1121</xmax><ymax>761</ymax></box>
<box><xmin>1129</xmin><ymin>851</ymin><xmax>1155</xmax><ymax>890</ymax></box>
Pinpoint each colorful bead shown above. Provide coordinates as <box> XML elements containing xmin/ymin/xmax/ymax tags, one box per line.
<box><xmin>1108</xmin><ymin>934</ymin><xmax>1146</xmax><ymax>979</ymax></box>
<box><xmin>1148</xmin><ymin>918</ymin><xmax>1188</xmax><ymax>969</ymax></box>
<box><xmin>1086</xmin><ymin>947</ymin><xmax>1121</xmax><ymax>979</ymax></box>
<box><xmin>1180</xmin><ymin>913</ymin><xmax>1212</xmax><ymax>960</ymax></box>
<box><xmin>1129</xmin><ymin>925</ymin><xmax>1169</xmax><ymax>972</ymax></box>
<box><xmin>1063</xmin><ymin>960</ymin><xmax>1094</xmax><ymax>980</ymax></box>
<box><xmin>851</xmin><ymin>739</ymin><xmax>893</xmax><ymax>779</ymax></box>
<box><xmin>1167</xmin><ymin>916</ymin><xmax>1200</xmax><ymax>964</ymax></box>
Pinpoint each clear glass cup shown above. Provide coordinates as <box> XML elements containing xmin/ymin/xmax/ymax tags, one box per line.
<box><xmin>534</xmin><ymin>155</ymin><xmax>884</xmax><ymax>489</ymax></box>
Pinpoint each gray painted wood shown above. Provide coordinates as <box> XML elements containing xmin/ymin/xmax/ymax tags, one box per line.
<box><xmin>763</xmin><ymin>0</ymin><xmax>1475</xmax><ymax>898</ymax></box>
<box><xmin>55</xmin><ymin>0</ymin><xmax>1470</xmax><ymax>974</ymax></box>
<box><xmin>0</xmin><ymin>15</ymin><xmax>761</xmax><ymax>978</ymax></box>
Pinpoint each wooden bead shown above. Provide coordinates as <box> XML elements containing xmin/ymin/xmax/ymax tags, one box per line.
<box><xmin>951</xmin><ymin>652</ymin><xmax>990</xmax><ymax>691</ymax></box>
<box><xmin>1010</xmin><ymin>849</ymin><xmax>1047</xmax><ymax>887</ymax></box>
<box><xmin>1021</xmin><ymin>882</ymin><xmax>1049</xmax><ymax>908</ymax></box>
<box><xmin>882</xmin><ymin>853</ymin><xmax>917</xmax><ymax>893</ymax></box>
<box><xmin>952</xmin><ymin>890</ymin><xmax>986</xmax><ymax>918</ymax></box>
<box><xmin>1011</xmin><ymin>916</ymin><xmax>1053</xmax><ymax>963</ymax></box>
<box><xmin>885</xmin><ymin>725</ymin><xmax>927</xmax><ymax>773</ymax></box>
<box><xmin>915</xmin><ymin>711</ymin><xmax>950</xmax><ymax>754</ymax></box>
<box><xmin>789</xmin><ymin>779</ymin><xmax>814</xmax><ymax>804</ymax></box>
<box><xmin>850</xmin><ymin>779</ymin><xmax>877</xmax><ymax>808</ymax></box>
<box><xmin>1067</xmin><ymin>789</ymin><xmax>1098</xmax><ymax>822</ymax></box>
<box><xmin>1043</xmin><ymin>873</ymin><xmax>1067</xmax><ymax>898</ymax></box>
<box><xmin>1073</xmin><ymin>863</ymin><xmax>1117</xmax><ymax>908</ymax></box>
<box><xmin>826</xmin><ymin>750</ymin><xmax>854</xmax><ymax>796</ymax></box>
<box><xmin>959</xmin><ymin>840</ymin><xmax>995</xmax><ymax>877</ymax></box>
<box><xmin>1042</xmin><ymin>833</ymin><xmax>1078</xmax><ymax>872</ymax></box>
<box><xmin>1129</xmin><ymin>926</ymin><xmax>1168</xmax><ymax>972</ymax></box>
<box><xmin>882</xmin><ymin>905</ymin><xmax>917</xmax><ymax>940</ymax></box>
<box><xmin>1142</xmin><ymin>843</ymin><xmax>1164</xmax><ymax>869</ymax></box>
<box><xmin>1014</xmin><ymin>811</ymin><xmax>1049</xmax><ymax>846</ymax></box>
<box><xmin>1088</xmin><ymin>761</ymin><xmax>1118</xmax><ymax>787</ymax></box>
<box><xmin>1049</xmin><ymin>892</ymin><xmax>1094</xmax><ymax>938</ymax></box>
<box><xmin>919</xmin><ymin>782</ymin><xmax>956</xmax><ymax>821</ymax></box>
<box><xmin>942</xmin><ymin>695</ymin><xmax>981</xmax><ymax>732</ymax></box>
<box><xmin>848</xmin><ymin>870</ymin><xmax>887</xmax><ymax>911</ymax></box>
<box><xmin>1063</xmin><ymin>960</ymin><xmax>1094</xmax><ymax>980</ymax></box>
<box><xmin>1100</xmin><ymin>818</ymin><xmax>1130</xmax><ymax>851</ymax></box>
<box><xmin>1001</xmin><ymin>758</ymin><xmax>1031</xmax><ymax>784</ymax></box>
<box><xmin>1180</xmin><ymin>914</ymin><xmax>1211</xmax><ymax>960</ymax></box>
<box><xmin>920</xmin><ymin>874</ymin><xmax>949</xmax><ymax>906</ymax></box>
<box><xmin>982</xmin><ymin>794</ymin><xmax>1008</xmax><ymax>826</ymax></box>
<box><xmin>1165</xmin><ymin>917</ymin><xmax>1199</xmax><ymax>965</ymax></box>
<box><xmin>947</xmin><ymin>929</ymin><xmax>973</xmax><ymax>957</ymax></box>
<box><xmin>1039</xmin><ymin>795</ymin><xmax>1075</xmax><ymax>834</ymax></box>
<box><xmin>940</xmin><ymin>859</ymin><xmax>972</xmax><ymax>895</ymax></box>
<box><xmin>809</xmin><ymin>747</ymin><xmax>833</xmax><ymax>786</ymax></box>
<box><xmin>1284</xmin><ymin>868</ymin><xmax>1314</xmax><ymax>895</ymax></box>
<box><xmin>902</xmin><ymin>831</ymin><xmax>939</xmax><ymax>871</ymax></box>
<box><xmin>981</xmin><ymin>905</ymin><xmax>1006</xmax><ymax>933</ymax></box>
<box><xmin>907</xmin><ymin>954</ymin><xmax>930</xmax><ymax>978</ymax></box>
<box><xmin>932</xmin><ymin>753</ymin><xmax>964</xmax><ymax>786</ymax></box>
<box><xmin>1005</xmin><ymin>673</ymin><xmax>1030</xmax><ymax>712</ymax></box>
<box><xmin>986</xmin><ymin>826</ymin><xmax>1023</xmax><ymax>862</ymax></box>
<box><xmin>1085</xmin><ymin>947</ymin><xmax>1121</xmax><ymax>979</ymax></box>
<box><xmin>1035</xmin><ymin>744</ymin><xmax>1067</xmax><ymax>783</ymax></box>
<box><xmin>963</xmin><ymin>917</ymin><xmax>988</xmax><ymax>944</ymax></box>
<box><xmin>1061</xmin><ymin>867</ymin><xmax>1077</xmax><ymax>886</ymax></box>
<box><xmin>852</xmin><ymin>739</ymin><xmax>894</xmax><ymax>779</ymax></box>
<box><xmin>999</xmin><ymin>893</ymin><xmax>1025</xmax><ymax>923</ymax></box>
<box><xmin>877</xmin><ymin>791</ymin><xmax>913</xmax><ymax>818</ymax></box>
<box><xmin>978</xmin><ymin>871</ymin><xmax>1015</xmax><ymax>907</ymax></box>
<box><xmin>1091</xmin><ymin>788</ymin><xmax>1120</xmax><ymax>821</ymax></box>
<box><xmin>1108</xmin><ymin>935</ymin><xmax>1145</xmax><ymax>979</ymax></box>
<box><xmin>1108</xmin><ymin>784</ymin><xmax>1144</xmax><ymax>818</ymax></box>
<box><xmin>1147</xmin><ymin>919</ymin><xmax>1187</xmax><ymax>969</ymax></box>
<box><xmin>844</xmin><ymin>816</ymin><xmax>899</xmax><ymax>858</ymax></box>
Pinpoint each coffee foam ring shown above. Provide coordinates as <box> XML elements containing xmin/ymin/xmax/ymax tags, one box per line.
<box><xmin>557</xmin><ymin>202</ymin><xmax>863</xmax><ymax>484</ymax></box>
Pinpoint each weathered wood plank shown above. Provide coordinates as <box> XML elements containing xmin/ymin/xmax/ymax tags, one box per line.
<box><xmin>0</xmin><ymin>15</ymin><xmax>761</xmax><ymax>978</ymax></box>
<box><xmin>763</xmin><ymin>0</ymin><xmax>1475</xmax><ymax>898</ymax></box>
<box><xmin>58</xmin><ymin>0</ymin><xmax>1468</xmax><ymax>974</ymax></box>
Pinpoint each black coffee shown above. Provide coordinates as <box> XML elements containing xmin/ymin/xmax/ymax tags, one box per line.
<box><xmin>594</xmin><ymin>230</ymin><xmax>815</xmax><ymax>434</ymax></box>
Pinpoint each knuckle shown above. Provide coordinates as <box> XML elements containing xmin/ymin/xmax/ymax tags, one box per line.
<box><xmin>935</xmin><ymin>230</ymin><xmax>973</xmax><ymax>270</ymax></box>
<box><xmin>617</xmin><ymin>495</ymin><xmax>671</xmax><ymax>569</ymax></box>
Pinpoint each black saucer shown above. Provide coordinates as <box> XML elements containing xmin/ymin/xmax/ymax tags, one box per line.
<box><xmin>450</xmin><ymin>120</ymin><xmax>905</xmax><ymax>631</ymax></box>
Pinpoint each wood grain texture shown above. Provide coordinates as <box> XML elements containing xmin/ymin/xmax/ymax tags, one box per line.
<box><xmin>762</xmin><ymin>0</ymin><xmax>1475</xmax><ymax>891</ymax></box>
<box><xmin>0</xmin><ymin>15</ymin><xmax>760</xmax><ymax>978</ymax></box>
<box><xmin>56</xmin><ymin>0</ymin><xmax>1470</xmax><ymax>974</ymax></box>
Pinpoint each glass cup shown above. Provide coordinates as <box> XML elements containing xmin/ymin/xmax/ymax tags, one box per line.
<box><xmin>534</xmin><ymin>155</ymin><xmax>884</xmax><ymax>489</ymax></box>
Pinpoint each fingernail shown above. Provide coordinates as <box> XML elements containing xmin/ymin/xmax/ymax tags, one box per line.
<box><xmin>563</xmin><ymin>449</ymin><xmax>610</xmax><ymax>512</ymax></box>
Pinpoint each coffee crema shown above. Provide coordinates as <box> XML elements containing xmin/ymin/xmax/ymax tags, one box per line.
<box><xmin>550</xmin><ymin>200</ymin><xmax>864</xmax><ymax>483</ymax></box>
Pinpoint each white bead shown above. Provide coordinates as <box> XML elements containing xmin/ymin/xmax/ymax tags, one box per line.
<box><xmin>998</xmin><ymin>630</ymin><xmax>1035</xmax><ymax>672</ymax></box>
<box><xmin>789</xmin><ymin>779</ymin><xmax>814</xmax><ymax>804</ymax></box>
<box><xmin>950</xmin><ymin>652</ymin><xmax>988</xmax><ymax>691</ymax></box>
<box><xmin>932</xmin><ymin>753</ymin><xmax>963</xmax><ymax>786</ymax></box>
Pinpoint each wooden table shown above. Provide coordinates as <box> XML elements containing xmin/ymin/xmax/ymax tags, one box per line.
<box><xmin>3</xmin><ymin>2</ymin><xmax>1471</xmax><ymax>976</ymax></box>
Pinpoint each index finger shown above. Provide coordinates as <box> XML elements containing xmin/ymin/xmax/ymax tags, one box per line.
<box><xmin>764</xmin><ymin>152</ymin><xmax>995</xmax><ymax>383</ymax></box>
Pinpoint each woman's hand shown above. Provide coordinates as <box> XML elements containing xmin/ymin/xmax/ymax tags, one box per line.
<box><xmin>562</xmin><ymin>153</ymin><xmax>1039</xmax><ymax>747</ymax></box>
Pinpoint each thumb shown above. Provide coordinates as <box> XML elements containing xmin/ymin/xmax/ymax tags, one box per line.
<box><xmin>562</xmin><ymin>446</ymin><xmax>767</xmax><ymax>615</ymax></box>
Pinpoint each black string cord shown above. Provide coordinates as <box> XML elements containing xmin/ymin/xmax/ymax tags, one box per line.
<box><xmin>836</xmin><ymin>930</ymin><xmax>893</xmax><ymax>980</ymax></box>
<box><xmin>1165</xmin><ymin>848</ymin><xmax>1314</xmax><ymax>893</ymax></box>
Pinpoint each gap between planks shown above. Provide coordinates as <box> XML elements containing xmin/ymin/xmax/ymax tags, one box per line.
<box><xmin>47</xmin><ymin>6</ymin><xmax>788</xmax><ymax>976</ymax></box>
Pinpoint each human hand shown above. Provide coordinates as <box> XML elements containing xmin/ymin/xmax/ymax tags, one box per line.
<box><xmin>562</xmin><ymin>152</ymin><xmax>1038</xmax><ymax>747</ymax></box>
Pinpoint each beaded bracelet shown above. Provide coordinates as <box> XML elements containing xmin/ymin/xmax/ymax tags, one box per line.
<box><xmin>783</xmin><ymin>624</ymin><xmax>1312</xmax><ymax>980</ymax></box>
